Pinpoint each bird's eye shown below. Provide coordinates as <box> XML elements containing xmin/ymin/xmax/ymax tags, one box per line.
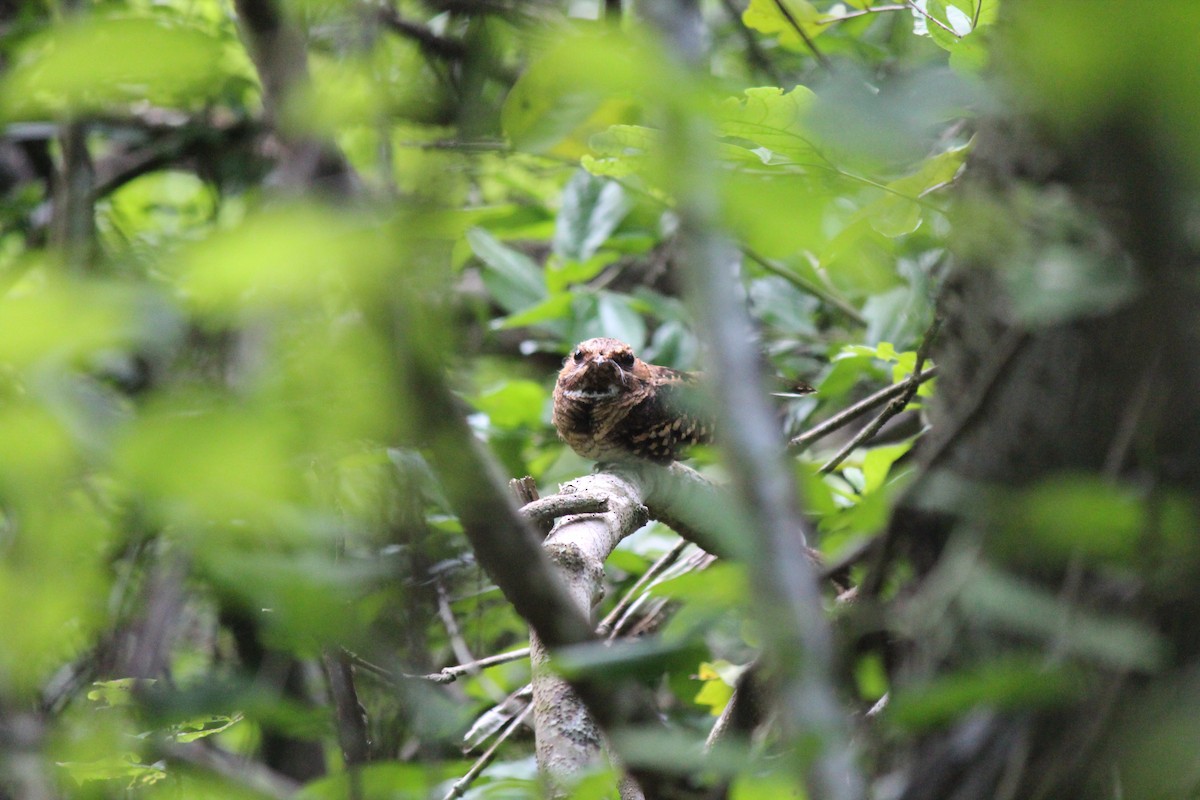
<box><xmin>614</xmin><ymin>351</ymin><xmax>636</xmax><ymax>369</ymax></box>
<box><xmin>572</xmin><ymin>349</ymin><xmax>584</xmax><ymax>363</ymax></box>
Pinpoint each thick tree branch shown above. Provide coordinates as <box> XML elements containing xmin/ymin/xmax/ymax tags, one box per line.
<box><xmin>528</xmin><ymin>472</ymin><xmax>648</xmax><ymax>795</ymax></box>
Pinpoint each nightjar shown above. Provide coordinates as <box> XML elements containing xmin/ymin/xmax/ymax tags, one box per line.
<box><xmin>551</xmin><ymin>337</ymin><xmax>714</xmax><ymax>464</ymax></box>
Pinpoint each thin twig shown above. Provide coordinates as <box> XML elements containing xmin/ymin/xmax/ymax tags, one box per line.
<box><xmin>719</xmin><ymin>0</ymin><xmax>783</xmax><ymax>85</ymax></box>
<box><xmin>442</xmin><ymin>706</ymin><xmax>534</xmax><ymax>800</ymax></box>
<box><xmin>818</xmin><ymin>316</ymin><xmax>942</xmax><ymax>475</ymax></box>
<box><xmin>344</xmin><ymin>647</ymin><xmax>532</xmax><ymax>686</ymax></box>
<box><xmin>770</xmin><ymin>0</ymin><xmax>831</xmax><ymax>68</ymax></box>
<box><xmin>1102</xmin><ymin>355</ymin><xmax>1160</xmax><ymax>478</ymax></box>
<box><xmin>821</xmin><ymin>4</ymin><xmax>907</xmax><ymax>23</ymax></box>
<box><xmin>919</xmin><ymin>328</ymin><xmax>1028</xmax><ymax>473</ymax></box>
<box><xmin>790</xmin><ymin>367</ymin><xmax>939</xmax><ymax>452</ymax></box>
<box><xmin>596</xmin><ymin>539</ymin><xmax>690</xmax><ymax>637</ymax></box>
<box><xmin>378</xmin><ymin>5</ymin><xmax>467</xmax><ymax>60</ymax></box>
<box><xmin>322</xmin><ymin>650</ymin><xmax>371</xmax><ymax>766</ymax></box>
<box><xmin>904</xmin><ymin>0</ymin><xmax>961</xmax><ymax>37</ymax></box>
<box><xmin>859</xmin><ymin>328</ymin><xmax>1028</xmax><ymax>599</ymax></box>
<box><xmin>437</xmin><ymin>580</ymin><xmax>478</xmax><ymax>670</ymax></box>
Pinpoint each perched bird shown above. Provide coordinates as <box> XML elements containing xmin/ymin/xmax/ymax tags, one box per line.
<box><xmin>551</xmin><ymin>337</ymin><xmax>715</xmax><ymax>464</ymax></box>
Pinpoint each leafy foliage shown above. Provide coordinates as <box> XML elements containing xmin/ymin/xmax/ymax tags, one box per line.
<box><xmin>0</xmin><ymin>0</ymin><xmax>1196</xmax><ymax>798</ymax></box>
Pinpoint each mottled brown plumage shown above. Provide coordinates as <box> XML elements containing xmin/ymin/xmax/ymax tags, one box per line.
<box><xmin>552</xmin><ymin>338</ymin><xmax>713</xmax><ymax>464</ymax></box>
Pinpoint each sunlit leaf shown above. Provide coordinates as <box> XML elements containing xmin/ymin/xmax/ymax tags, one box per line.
<box><xmin>582</xmin><ymin>124</ymin><xmax>663</xmax><ymax>180</ymax></box>
<box><xmin>742</xmin><ymin>0</ymin><xmax>833</xmax><ymax>50</ymax></box>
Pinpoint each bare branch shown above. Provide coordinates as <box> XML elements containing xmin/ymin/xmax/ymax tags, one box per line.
<box><xmin>521</xmin><ymin>492</ymin><xmax>612</xmax><ymax>528</ymax></box>
<box><xmin>321</xmin><ymin>651</ymin><xmax>371</xmax><ymax>766</ymax></box>
<box><xmin>818</xmin><ymin>316</ymin><xmax>942</xmax><ymax>474</ymax></box>
<box><xmin>769</xmin><ymin>0</ymin><xmax>831</xmax><ymax>69</ymax></box>
<box><xmin>443</xmin><ymin>706</ymin><xmax>533</xmax><ymax>800</ymax></box>
<box><xmin>790</xmin><ymin>366</ymin><xmax>938</xmax><ymax>452</ymax></box>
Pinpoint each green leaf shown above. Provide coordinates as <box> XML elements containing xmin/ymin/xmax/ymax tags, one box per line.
<box><xmin>861</xmin><ymin>443</ymin><xmax>912</xmax><ymax>494</ymax></box>
<box><xmin>87</xmin><ymin>679</ymin><xmax>141</xmax><ymax>708</ymax></box>
<box><xmin>172</xmin><ymin>713</ymin><xmax>244</xmax><ymax>743</ymax></box>
<box><xmin>500</xmin><ymin>28</ymin><xmax>654</xmax><ymax>157</ymax></box>
<box><xmin>470</xmin><ymin>380</ymin><xmax>549</xmax><ymax>430</ymax></box>
<box><xmin>742</xmin><ymin>0</ymin><xmax>832</xmax><ymax>51</ymax></box>
<box><xmin>297</xmin><ymin>762</ymin><xmax>456</xmax><ymax>800</ymax></box>
<box><xmin>554</xmin><ymin>170</ymin><xmax>632</xmax><ymax>262</ymax></box>
<box><xmin>722</xmin><ymin>173</ymin><xmax>827</xmax><ymax>257</ymax></box>
<box><xmin>990</xmin><ymin>477</ymin><xmax>1199</xmax><ymax>573</ymax></box>
<box><xmin>582</xmin><ymin>124</ymin><xmax>663</xmax><ymax>180</ymax></box>
<box><xmin>694</xmin><ymin>660</ymin><xmax>741</xmax><ymax>715</ymax></box>
<box><xmin>466</xmin><ymin>228</ymin><xmax>547</xmax><ymax>313</ymax></box>
<box><xmin>864</xmin><ymin>143</ymin><xmax>968</xmax><ymax>237</ymax></box>
<box><xmin>0</xmin><ymin>17</ymin><xmax>226</xmax><ymax>120</ymax></box>
<box><xmin>595</xmin><ymin>292</ymin><xmax>647</xmax><ymax>352</ymax></box>
<box><xmin>955</xmin><ymin>566</ymin><xmax>1167</xmax><ymax>672</ymax></box>
<box><xmin>57</xmin><ymin>755</ymin><xmax>167</xmax><ymax>788</ymax></box>
<box><xmin>492</xmin><ymin>291</ymin><xmax>573</xmax><ymax>331</ymax></box>
<box><xmin>546</xmin><ymin>252</ymin><xmax>621</xmax><ymax>293</ymax></box>
<box><xmin>855</xmin><ymin>652</ymin><xmax>889</xmax><ymax>701</ymax></box>
<box><xmin>717</xmin><ymin>86</ymin><xmax>820</xmax><ymax>163</ymax></box>
<box><xmin>819</xmin><ymin>219</ymin><xmax>905</xmax><ymax>296</ymax></box>
<box><xmin>888</xmin><ymin>656</ymin><xmax>1086</xmax><ymax>731</ymax></box>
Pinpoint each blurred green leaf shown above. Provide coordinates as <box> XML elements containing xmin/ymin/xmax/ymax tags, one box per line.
<box><xmin>87</xmin><ymin>679</ymin><xmax>141</xmax><ymax>708</ymax></box>
<box><xmin>501</xmin><ymin>28</ymin><xmax>655</xmax><ymax>157</ymax></box>
<box><xmin>297</xmin><ymin>762</ymin><xmax>455</xmax><ymax>800</ymax></box>
<box><xmin>1</xmin><ymin>17</ymin><xmax>226</xmax><ymax>120</ymax></box>
<box><xmin>171</xmin><ymin>713</ymin><xmax>243</xmax><ymax>743</ymax></box>
<box><xmin>854</xmin><ymin>652</ymin><xmax>888</xmax><ymax>702</ymax></box>
<box><xmin>888</xmin><ymin>656</ymin><xmax>1086</xmax><ymax>731</ymax></box>
<box><xmin>863</xmin><ymin>143</ymin><xmax>967</xmax><ymax>237</ymax></box>
<box><xmin>861</xmin><ymin>443</ymin><xmax>912</xmax><ymax>495</ymax></box>
<box><xmin>179</xmin><ymin>206</ymin><xmax>400</xmax><ymax>317</ymax></box>
<box><xmin>582</xmin><ymin>124</ymin><xmax>663</xmax><ymax>180</ymax></box>
<box><xmin>471</xmin><ymin>380</ymin><xmax>548</xmax><ymax>430</ymax></box>
<box><xmin>723</xmin><ymin>174</ymin><xmax>827</xmax><ymax>258</ymax></box>
<box><xmin>955</xmin><ymin>565</ymin><xmax>1167</xmax><ymax>672</ymax></box>
<box><xmin>57</xmin><ymin>754</ymin><xmax>167</xmax><ymax>789</ymax></box>
<box><xmin>116</xmin><ymin>396</ymin><xmax>300</xmax><ymax>530</ymax></box>
<box><xmin>556</xmin><ymin>637</ymin><xmax>706</xmax><ymax>684</ymax></box>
